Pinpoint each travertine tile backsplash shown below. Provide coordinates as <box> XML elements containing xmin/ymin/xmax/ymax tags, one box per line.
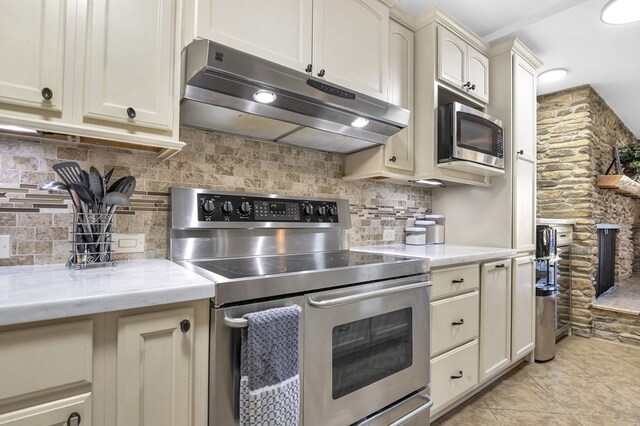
<box><xmin>0</xmin><ymin>127</ymin><xmax>432</xmax><ymax>266</ymax></box>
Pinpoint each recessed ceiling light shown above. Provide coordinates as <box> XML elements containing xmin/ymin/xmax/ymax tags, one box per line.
<box><xmin>538</xmin><ymin>68</ymin><xmax>567</xmax><ymax>83</ymax></box>
<box><xmin>253</xmin><ymin>90</ymin><xmax>277</xmax><ymax>104</ymax></box>
<box><xmin>0</xmin><ymin>124</ymin><xmax>39</xmax><ymax>134</ymax></box>
<box><xmin>351</xmin><ymin>117</ymin><xmax>369</xmax><ymax>128</ymax></box>
<box><xmin>414</xmin><ymin>179</ymin><xmax>444</xmax><ymax>187</ymax></box>
<box><xmin>602</xmin><ymin>0</ymin><xmax>640</xmax><ymax>24</ymax></box>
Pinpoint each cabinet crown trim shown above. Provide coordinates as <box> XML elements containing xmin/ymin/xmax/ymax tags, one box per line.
<box><xmin>415</xmin><ymin>7</ymin><xmax>490</xmax><ymax>53</ymax></box>
<box><xmin>489</xmin><ymin>38</ymin><xmax>542</xmax><ymax>69</ymax></box>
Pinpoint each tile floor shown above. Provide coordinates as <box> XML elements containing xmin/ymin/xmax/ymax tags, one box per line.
<box><xmin>432</xmin><ymin>336</ymin><xmax>640</xmax><ymax>425</ymax></box>
<box><xmin>592</xmin><ymin>276</ymin><xmax>640</xmax><ymax>314</ymax></box>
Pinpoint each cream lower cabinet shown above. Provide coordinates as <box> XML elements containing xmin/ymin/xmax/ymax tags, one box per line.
<box><xmin>429</xmin><ymin>264</ymin><xmax>480</xmax><ymax>414</ymax></box>
<box><xmin>512</xmin><ymin>256</ymin><xmax>536</xmax><ymax>361</ymax></box>
<box><xmin>479</xmin><ymin>260</ymin><xmax>511</xmax><ymax>381</ymax></box>
<box><xmin>0</xmin><ymin>320</ymin><xmax>93</xmax><ymax>425</ymax></box>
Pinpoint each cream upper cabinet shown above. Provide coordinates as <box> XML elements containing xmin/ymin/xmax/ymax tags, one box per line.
<box><xmin>512</xmin><ymin>256</ymin><xmax>535</xmax><ymax>361</ymax></box>
<box><xmin>0</xmin><ymin>0</ymin><xmax>67</xmax><ymax>113</ymax></box>
<box><xmin>480</xmin><ymin>260</ymin><xmax>511</xmax><ymax>381</ymax></box>
<box><xmin>384</xmin><ymin>20</ymin><xmax>414</xmax><ymax>172</ymax></box>
<box><xmin>437</xmin><ymin>26</ymin><xmax>489</xmax><ymax>103</ymax></box>
<box><xmin>196</xmin><ymin>0</ymin><xmax>313</xmax><ymax>73</ymax></box>
<box><xmin>466</xmin><ymin>45</ymin><xmax>489</xmax><ymax>103</ymax></box>
<box><xmin>82</xmin><ymin>0</ymin><xmax>176</xmax><ymax>131</ymax></box>
<box><xmin>513</xmin><ymin>55</ymin><xmax>537</xmax><ymax>253</ymax></box>
<box><xmin>116</xmin><ymin>307</ymin><xmax>194</xmax><ymax>426</ymax></box>
<box><xmin>313</xmin><ymin>0</ymin><xmax>389</xmax><ymax>100</ymax></box>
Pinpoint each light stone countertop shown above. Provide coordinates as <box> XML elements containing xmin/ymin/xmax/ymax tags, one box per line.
<box><xmin>537</xmin><ymin>218</ymin><xmax>577</xmax><ymax>226</ymax></box>
<box><xmin>351</xmin><ymin>244</ymin><xmax>517</xmax><ymax>268</ymax></box>
<box><xmin>0</xmin><ymin>259</ymin><xmax>214</xmax><ymax>327</ymax></box>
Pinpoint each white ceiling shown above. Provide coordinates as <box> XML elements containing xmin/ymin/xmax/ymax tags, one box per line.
<box><xmin>395</xmin><ymin>0</ymin><xmax>640</xmax><ymax>137</ymax></box>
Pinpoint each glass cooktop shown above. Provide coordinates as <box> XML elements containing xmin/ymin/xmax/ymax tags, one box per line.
<box><xmin>190</xmin><ymin>251</ymin><xmax>413</xmax><ymax>280</ymax></box>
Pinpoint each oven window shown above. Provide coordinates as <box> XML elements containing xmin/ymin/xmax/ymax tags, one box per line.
<box><xmin>457</xmin><ymin>112</ymin><xmax>501</xmax><ymax>156</ymax></box>
<box><xmin>332</xmin><ymin>308</ymin><xmax>412</xmax><ymax>399</ymax></box>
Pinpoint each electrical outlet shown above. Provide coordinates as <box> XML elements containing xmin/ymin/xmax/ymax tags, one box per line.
<box><xmin>0</xmin><ymin>235</ymin><xmax>10</xmax><ymax>259</ymax></box>
<box><xmin>112</xmin><ymin>233</ymin><xmax>145</xmax><ymax>253</ymax></box>
<box><xmin>383</xmin><ymin>229</ymin><xmax>395</xmax><ymax>241</ymax></box>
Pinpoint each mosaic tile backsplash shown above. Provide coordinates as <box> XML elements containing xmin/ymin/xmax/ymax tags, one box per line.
<box><xmin>0</xmin><ymin>127</ymin><xmax>432</xmax><ymax>266</ymax></box>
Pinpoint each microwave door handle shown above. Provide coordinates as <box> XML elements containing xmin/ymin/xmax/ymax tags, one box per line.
<box><xmin>307</xmin><ymin>281</ymin><xmax>431</xmax><ymax>309</ymax></box>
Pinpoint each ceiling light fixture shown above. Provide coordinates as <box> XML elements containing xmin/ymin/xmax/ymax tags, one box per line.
<box><xmin>253</xmin><ymin>90</ymin><xmax>277</xmax><ymax>104</ymax></box>
<box><xmin>414</xmin><ymin>179</ymin><xmax>444</xmax><ymax>187</ymax></box>
<box><xmin>537</xmin><ymin>68</ymin><xmax>567</xmax><ymax>83</ymax></box>
<box><xmin>601</xmin><ymin>0</ymin><xmax>640</xmax><ymax>24</ymax></box>
<box><xmin>0</xmin><ymin>124</ymin><xmax>39</xmax><ymax>134</ymax></box>
<box><xmin>351</xmin><ymin>117</ymin><xmax>369</xmax><ymax>128</ymax></box>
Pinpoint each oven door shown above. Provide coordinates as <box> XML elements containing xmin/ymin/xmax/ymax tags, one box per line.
<box><xmin>303</xmin><ymin>274</ymin><xmax>431</xmax><ymax>426</ymax></box>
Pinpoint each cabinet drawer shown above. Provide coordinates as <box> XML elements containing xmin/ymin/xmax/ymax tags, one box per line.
<box><xmin>431</xmin><ymin>291</ymin><xmax>479</xmax><ymax>356</ymax></box>
<box><xmin>430</xmin><ymin>340</ymin><xmax>479</xmax><ymax>413</ymax></box>
<box><xmin>0</xmin><ymin>321</ymin><xmax>92</xmax><ymax>403</ymax></box>
<box><xmin>554</xmin><ymin>226</ymin><xmax>573</xmax><ymax>246</ymax></box>
<box><xmin>0</xmin><ymin>393</ymin><xmax>91</xmax><ymax>425</ymax></box>
<box><xmin>431</xmin><ymin>264</ymin><xmax>479</xmax><ymax>300</ymax></box>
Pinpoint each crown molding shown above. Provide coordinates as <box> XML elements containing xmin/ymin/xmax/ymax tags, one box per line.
<box><xmin>490</xmin><ymin>37</ymin><xmax>543</xmax><ymax>69</ymax></box>
<box><xmin>378</xmin><ymin>0</ymin><xmax>400</xmax><ymax>8</ymax></box>
<box><xmin>415</xmin><ymin>7</ymin><xmax>490</xmax><ymax>53</ymax></box>
<box><xmin>390</xmin><ymin>7</ymin><xmax>416</xmax><ymax>30</ymax></box>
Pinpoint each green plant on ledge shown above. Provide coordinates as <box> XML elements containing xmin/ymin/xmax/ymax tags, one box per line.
<box><xmin>618</xmin><ymin>143</ymin><xmax>640</xmax><ymax>181</ymax></box>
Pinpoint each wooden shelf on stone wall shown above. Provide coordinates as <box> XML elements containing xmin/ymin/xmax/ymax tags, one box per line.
<box><xmin>597</xmin><ymin>175</ymin><xmax>640</xmax><ymax>199</ymax></box>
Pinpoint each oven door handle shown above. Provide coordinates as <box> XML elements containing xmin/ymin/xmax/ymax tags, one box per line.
<box><xmin>388</xmin><ymin>394</ymin><xmax>433</xmax><ymax>426</ymax></box>
<box><xmin>307</xmin><ymin>281</ymin><xmax>431</xmax><ymax>309</ymax></box>
<box><xmin>223</xmin><ymin>316</ymin><xmax>249</xmax><ymax>328</ymax></box>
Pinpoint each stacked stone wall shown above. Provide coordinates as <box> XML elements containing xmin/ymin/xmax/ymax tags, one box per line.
<box><xmin>537</xmin><ymin>85</ymin><xmax>640</xmax><ymax>338</ymax></box>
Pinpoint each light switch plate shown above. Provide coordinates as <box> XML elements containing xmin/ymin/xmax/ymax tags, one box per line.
<box><xmin>0</xmin><ymin>235</ymin><xmax>10</xmax><ymax>259</ymax></box>
<box><xmin>112</xmin><ymin>233</ymin><xmax>145</xmax><ymax>253</ymax></box>
<box><xmin>383</xmin><ymin>229</ymin><xmax>395</xmax><ymax>241</ymax></box>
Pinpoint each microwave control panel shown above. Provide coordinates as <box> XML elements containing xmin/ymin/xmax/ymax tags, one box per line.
<box><xmin>197</xmin><ymin>193</ymin><xmax>340</xmax><ymax>223</ymax></box>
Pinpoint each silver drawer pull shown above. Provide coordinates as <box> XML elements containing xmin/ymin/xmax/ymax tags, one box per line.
<box><xmin>388</xmin><ymin>394</ymin><xmax>433</xmax><ymax>426</ymax></box>
<box><xmin>452</xmin><ymin>278</ymin><xmax>464</xmax><ymax>284</ymax></box>
<box><xmin>451</xmin><ymin>319</ymin><xmax>464</xmax><ymax>326</ymax></box>
<box><xmin>223</xmin><ymin>317</ymin><xmax>249</xmax><ymax>328</ymax></box>
<box><xmin>450</xmin><ymin>370</ymin><xmax>464</xmax><ymax>379</ymax></box>
<box><xmin>308</xmin><ymin>281</ymin><xmax>431</xmax><ymax>309</ymax></box>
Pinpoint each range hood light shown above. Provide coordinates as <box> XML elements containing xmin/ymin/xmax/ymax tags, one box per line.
<box><xmin>601</xmin><ymin>0</ymin><xmax>640</xmax><ymax>24</ymax></box>
<box><xmin>253</xmin><ymin>90</ymin><xmax>277</xmax><ymax>104</ymax></box>
<box><xmin>414</xmin><ymin>179</ymin><xmax>445</xmax><ymax>187</ymax></box>
<box><xmin>538</xmin><ymin>68</ymin><xmax>567</xmax><ymax>83</ymax></box>
<box><xmin>0</xmin><ymin>124</ymin><xmax>39</xmax><ymax>134</ymax></box>
<box><xmin>351</xmin><ymin>117</ymin><xmax>369</xmax><ymax>128</ymax></box>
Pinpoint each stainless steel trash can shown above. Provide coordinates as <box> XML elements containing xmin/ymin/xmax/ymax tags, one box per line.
<box><xmin>535</xmin><ymin>283</ymin><xmax>557</xmax><ymax>362</ymax></box>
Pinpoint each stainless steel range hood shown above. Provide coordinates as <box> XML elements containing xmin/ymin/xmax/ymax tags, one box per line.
<box><xmin>181</xmin><ymin>40</ymin><xmax>410</xmax><ymax>154</ymax></box>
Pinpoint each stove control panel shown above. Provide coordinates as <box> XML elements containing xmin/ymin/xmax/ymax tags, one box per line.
<box><xmin>197</xmin><ymin>193</ymin><xmax>340</xmax><ymax>223</ymax></box>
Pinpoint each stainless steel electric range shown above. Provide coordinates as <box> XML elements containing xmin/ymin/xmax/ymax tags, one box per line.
<box><xmin>170</xmin><ymin>188</ymin><xmax>432</xmax><ymax>426</ymax></box>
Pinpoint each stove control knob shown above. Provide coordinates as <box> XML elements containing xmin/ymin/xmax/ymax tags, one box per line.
<box><xmin>202</xmin><ymin>199</ymin><xmax>215</xmax><ymax>214</ymax></box>
<box><xmin>222</xmin><ymin>201</ymin><xmax>234</xmax><ymax>215</ymax></box>
<box><xmin>302</xmin><ymin>203</ymin><xmax>313</xmax><ymax>216</ymax></box>
<box><xmin>316</xmin><ymin>206</ymin><xmax>327</xmax><ymax>216</ymax></box>
<box><xmin>239</xmin><ymin>201</ymin><xmax>251</xmax><ymax>215</ymax></box>
<box><xmin>328</xmin><ymin>206</ymin><xmax>338</xmax><ymax>217</ymax></box>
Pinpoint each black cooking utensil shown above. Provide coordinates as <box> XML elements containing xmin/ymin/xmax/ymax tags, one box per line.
<box><xmin>104</xmin><ymin>168</ymin><xmax>114</xmax><ymax>186</ymax></box>
<box><xmin>52</xmin><ymin>162</ymin><xmax>83</xmax><ymax>187</ymax></box>
<box><xmin>89</xmin><ymin>167</ymin><xmax>104</xmax><ymax>202</ymax></box>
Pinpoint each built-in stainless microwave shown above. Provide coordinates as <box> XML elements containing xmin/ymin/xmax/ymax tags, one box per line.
<box><xmin>437</xmin><ymin>101</ymin><xmax>504</xmax><ymax>169</ymax></box>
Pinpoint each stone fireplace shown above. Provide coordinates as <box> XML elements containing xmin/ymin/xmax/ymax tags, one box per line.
<box><xmin>537</xmin><ymin>85</ymin><xmax>640</xmax><ymax>342</ymax></box>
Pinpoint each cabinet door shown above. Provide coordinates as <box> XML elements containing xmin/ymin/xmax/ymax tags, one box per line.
<box><xmin>513</xmin><ymin>55</ymin><xmax>537</xmax><ymax>161</ymax></box>
<box><xmin>117</xmin><ymin>308</ymin><xmax>194</xmax><ymax>426</ymax></box>
<box><xmin>196</xmin><ymin>0</ymin><xmax>313</xmax><ymax>73</ymax></box>
<box><xmin>514</xmin><ymin>156</ymin><xmax>536</xmax><ymax>253</ymax></box>
<box><xmin>0</xmin><ymin>393</ymin><xmax>91</xmax><ymax>426</ymax></box>
<box><xmin>466</xmin><ymin>46</ymin><xmax>489</xmax><ymax>103</ymax></box>
<box><xmin>480</xmin><ymin>260</ymin><xmax>511</xmax><ymax>381</ymax></box>
<box><xmin>384</xmin><ymin>20</ymin><xmax>414</xmax><ymax>172</ymax></box>
<box><xmin>0</xmin><ymin>0</ymin><xmax>66</xmax><ymax>112</ymax></box>
<box><xmin>437</xmin><ymin>26</ymin><xmax>466</xmax><ymax>90</ymax></box>
<box><xmin>83</xmin><ymin>0</ymin><xmax>176</xmax><ymax>130</ymax></box>
<box><xmin>313</xmin><ymin>0</ymin><xmax>389</xmax><ymax>100</ymax></box>
<box><xmin>512</xmin><ymin>256</ymin><xmax>535</xmax><ymax>361</ymax></box>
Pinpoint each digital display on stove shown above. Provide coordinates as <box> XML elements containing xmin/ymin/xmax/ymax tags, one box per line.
<box><xmin>269</xmin><ymin>202</ymin><xmax>286</xmax><ymax>214</ymax></box>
